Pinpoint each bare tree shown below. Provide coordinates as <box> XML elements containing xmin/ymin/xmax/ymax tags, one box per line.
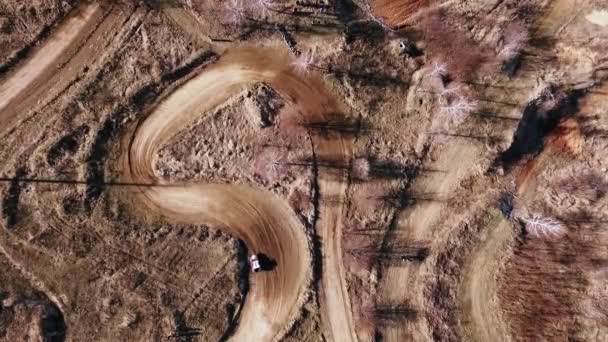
<box><xmin>428</xmin><ymin>61</ymin><xmax>448</xmax><ymax>80</ymax></box>
<box><xmin>440</xmin><ymin>97</ymin><xmax>478</xmax><ymax>126</ymax></box>
<box><xmin>438</xmin><ymin>84</ymin><xmax>461</xmax><ymax>103</ymax></box>
<box><xmin>291</xmin><ymin>50</ymin><xmax>315</xmax><ymax>74</ymax></box>
<box><xmin>520</xmin><ymin>214</ymin><xmax>567</xmax><ymax>238</ymax></box>
<box><xmin>555</xmin><ymin>171</ymin><xmax>607</xmax><ymax>202</ymax></box>
<box><xmin>254</xmin><ymin>0</ymin><xmax>274</xmax><ymax>16</ymax></box>
<box><xmin>351</xmin><ymin>158</ymin><xmax>370</xmax><ymax>181</ymax></box>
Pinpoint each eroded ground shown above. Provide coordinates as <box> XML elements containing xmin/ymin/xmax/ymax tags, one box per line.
<box><xmin>1</xmin><ymin>0</ymin><xmax>607</xmax><ymax>341</ymax></box>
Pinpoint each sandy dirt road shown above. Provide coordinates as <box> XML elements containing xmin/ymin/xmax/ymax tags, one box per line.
<box><xmin>121</xmin><ymin>47</ymin><xmax>356</xmax><ymax>341</ymax></box>
<box><xmin>0</xmin><ymin>2</ymin><xmax>135</xmax><ymax>138</ymax></box>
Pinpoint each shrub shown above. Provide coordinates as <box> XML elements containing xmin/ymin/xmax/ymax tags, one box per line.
<box><xmin>253</xmin><ymin>0</ymin><xmax>274</xmax><ymax>16</ymax></box>
<box><xmin>222</xmin><ymin>0</ymin><xmax>246</xmax><ymax>25</ymax></box>
<box><xmin>360</xmin><ymin>303</ymin><xmax>417</xmax><ymax>327</ymax></box>
<box><xmin>342</xmin><ymin>224</ymin><xmax>379</xmax><ymax>272</ymax></box>
<box><xmin>555</xmin><ymin>172</ymin><xmax>607</xmax><ymax>202</ymax></box>
<box><xmin>499</xmin><ymin>21</ymin><xmax>529</xmax><ymax>75</ymax></box>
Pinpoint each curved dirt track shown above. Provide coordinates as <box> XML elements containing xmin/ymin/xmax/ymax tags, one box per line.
<box><xmin>459</xmin><ymin>219</ymin><xmax>514</xmax><ymax>342</ymax></box>
<box><xmin>121</xmin><ymin>47</ymin><xmax>352</xmax><ymax>341</ymax></box>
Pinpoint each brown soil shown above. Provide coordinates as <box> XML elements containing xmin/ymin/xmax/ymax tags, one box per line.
<box><xmin>372</xmin><ymin>0</ymin><xmax>433</xmax><ymax>28</ymax></box>
<box><xmin>1</xmin><ymin>0</ymin><xmax>607</xmax><ymax>341</ymax></box>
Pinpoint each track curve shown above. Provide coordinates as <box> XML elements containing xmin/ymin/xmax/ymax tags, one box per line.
<box><xmin>121</xmin><ymin>47</ymin><xmax>342</xmax><ymax>341</ymax></box>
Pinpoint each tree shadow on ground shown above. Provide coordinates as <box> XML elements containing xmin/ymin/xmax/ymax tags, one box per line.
<box><xmin>1</xmin><ymin>167</ymin><xmax>27</xmax><ymax>228</ymax></box>
<box><xmin>493</xmin><ymin>87</ymin><xmax>585</xmax><ymax>170</ymax></box>
<box><xmin>257</xmin><ymin>253</ymin><xmax>278</xmax><ymax>272</ymax></box>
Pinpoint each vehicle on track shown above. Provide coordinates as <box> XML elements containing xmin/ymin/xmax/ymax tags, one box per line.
<box><xmin>250</xmin><ymin>254</ymin><xmax>262</xmax><ymax>272</ymax></box>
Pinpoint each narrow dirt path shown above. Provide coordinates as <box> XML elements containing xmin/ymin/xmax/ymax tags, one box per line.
<box><xmin>0</xmin><ymin>240</ymin><xmax>65</xmax><ymax>314</ymax></box>
<box><xmin>122</xmin><ymin>47</ymin><xmax>352</xmax><ymax>341</ymax></box>
<box><xmin>377</xmin><ymin>141</ymin><xmax>481</xmax><ymax>341</ymax></box>
<box><xmin>459</xmin><ymin>139</ymin><xmax>570</xmax><ymax>342</ymax></box>
<box><xmin>315</xmin><ymin>120</ymin><xmax>357</xmax><ymax>342</ymax></box>
<box><xmin>457</xmin><ymin>2</ymin><xmax>587</xmax><ymax>340</ymax></box>
<box><xmin>459</xmin><ymin>219</ymin><xmax>514</xmax><ymax>342</ymax></box>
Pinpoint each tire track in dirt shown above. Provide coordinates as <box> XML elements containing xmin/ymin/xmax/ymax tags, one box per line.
<box><xmin>121</xmin><ymin>47</ymin><xmax>352</xmax><ymax>341</ymax></box>
<box><xmin>0</xmin><ymin>2</ymin><xmax>102</xmax><ymax>117</ymax></box>
<box><xmin>315</xmin><ymin>136</ymin><xmax>357</xmax><ymax>342</ymax></box>
<box><xmin>0</xmin><ymin>5</ymin><xmax>72</xmax><ymax>77</ymax></box>
<box><xmin>0</xmin><ymin>4</ymin><xmax>143</xmax><ymax>339</ymax></box>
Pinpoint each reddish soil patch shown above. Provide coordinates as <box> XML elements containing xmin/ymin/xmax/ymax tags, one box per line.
<box><xmin>372</xmin><ymin>0</ymin><xmax>433</xmax><ymax>28</ymax></box>
<box><xmin>545</xmin><ymin>118</ymin><xmax>583</xmax><ymax>155</ymax></box>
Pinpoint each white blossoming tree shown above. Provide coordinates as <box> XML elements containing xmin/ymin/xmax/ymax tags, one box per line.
<box><xmin>440</xmin><ymin>97</ymin><xmax>478</xmax><ymax>126</ymax></box>
<box><xmin>428</xmin><ymin>61</ymin><xmax>448</xmax><ymax>80</ymax></box>
<box><xmin>520</xmin><ymin>214</ymin><xmax>567</xmax><ymax>238</ymax></box>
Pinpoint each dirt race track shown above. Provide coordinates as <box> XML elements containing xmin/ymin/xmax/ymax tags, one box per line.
<box><xmin>122</xmin><ymin>47</ymin><xmax>349</xmax><ymax>340</ymax></box>
<box><xmin>1</xmin><ymin>0</ymin><xmax>608</xmax><ymax>341</ymax></box>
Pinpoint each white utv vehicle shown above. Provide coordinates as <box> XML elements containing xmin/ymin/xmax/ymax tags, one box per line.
<box><xmin>249</xmin><ymin>254</ymin><xmax>262</xmax><ymax>272</ymax></box>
